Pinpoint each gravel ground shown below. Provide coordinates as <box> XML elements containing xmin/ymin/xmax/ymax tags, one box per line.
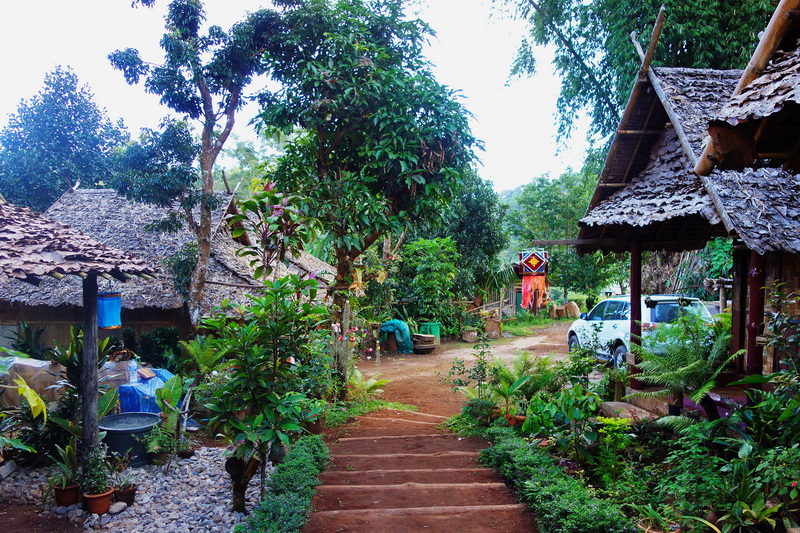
<box><xmin>0</xmin><ymin>447</ymin><xmax>269</xmax><ymax>532</ymax></box>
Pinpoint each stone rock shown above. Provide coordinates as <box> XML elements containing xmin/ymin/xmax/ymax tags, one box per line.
<box><xmin>109</xmin><ymin>502</ymin><xmax>128</xmax><ymax>515</ymax></box>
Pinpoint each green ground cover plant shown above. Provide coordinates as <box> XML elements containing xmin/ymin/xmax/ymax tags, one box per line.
<box><xmin>447</xmin><ymin>297</ymin><xmax>800</xmax><ymax>531</ymax></box>
<box><xmin>234</xmin><ymin>434</ymin><xmax>329</xmax><ymax>533</ymax></box>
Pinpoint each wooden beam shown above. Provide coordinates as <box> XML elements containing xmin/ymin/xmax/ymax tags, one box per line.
<box><xmin>648</xmin><ymin>71</ymin><xmax>697</xmax><ymax>165</ymax></box>
<box><xmin>629</xmin><ymin>237</ymin><xmax>643</xmax><ymax>389</ymax></box>
<box><xmin>620</xmin><ymin>96</ymin><xmax>660</xmax><ymax>183</ymax></box>
<box><xmin>617</xmin><ymin>129</ymin><xmax>664</xmax><ymax>135</ymax></box>
<box><xmin>590</xmin><ymin>8</ymin><xmax>666</xmax><ymax>211</ymax></box>
<box><xmin>695</xmin><ymin>0</ymin><xmax>800</xmax><ymax>175</ymax></box>
<box><xmin>205</xmin><ymin>279</ymin><xmax>263</xmax><ymax>290</ymax></box>
<box><xmin>598</xmin><ymin>183</ymin><xmax>628</xmax><ymax>188</ymax></box>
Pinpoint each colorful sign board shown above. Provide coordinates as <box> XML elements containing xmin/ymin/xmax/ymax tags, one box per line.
<box><xmin>519</xmin><ymin>249</ymin><xmax>548</xmax><ymax>275</ymax></box>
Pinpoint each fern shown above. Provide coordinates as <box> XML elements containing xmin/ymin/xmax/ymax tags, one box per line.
<box><xmin>629</xmin><ymin>311</ymin><xmax>742</xmax><ymax>420</ymax></box>
<box><xmin>348</xmin><ymin>368</ymin><xmax>390</xmax><ymax>398</ymax></box>
<box><xmin>178</xmin><ymin>337</ymin><xmax>222</xmax><ymax>376</ymax></box>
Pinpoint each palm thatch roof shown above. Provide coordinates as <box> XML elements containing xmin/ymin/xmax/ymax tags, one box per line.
<box><xmin>0</xmin><ymin>189</ymin><xmax>333</xmax><ymax>313</ymax></box>
<box><xmin>0</xmin><ymin>197</ymin><xmax>151</xmax><ymax>285</ymax></box>
<box><xmin>575</xmin><ymin>67</ymin><xmax>739</xmax><ymax>254</ymax></box>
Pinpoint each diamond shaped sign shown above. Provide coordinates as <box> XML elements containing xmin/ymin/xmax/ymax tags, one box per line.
<box><xmin>519</xmin><ymin>250</ymin><xmax>548</xmax><ymax>275</ymax></box>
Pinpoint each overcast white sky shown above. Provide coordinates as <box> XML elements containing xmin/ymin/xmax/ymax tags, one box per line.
<box><xmin>0</xmin><ymin>0</ymin><xmax>590</xmax><ymax>192</ymax></box>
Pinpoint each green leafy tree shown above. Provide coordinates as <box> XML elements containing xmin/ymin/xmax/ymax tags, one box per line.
<box><xmin>505</xmin><ymin>0</ymin><xmax>773</xmax><ymax>137</ymax></box>
<box><xmin>0</xmin><ymin>67</ymin><xmax>127</xmax><ymax>212</ymax></box>
<box><xmin>395</xmin><ymin>237</ymin><xmax>461</xmax><ymax>333</ymax></box>
<box><xmin>108</xmin><ymin>0</ymin><xmax>282</xmax><ymax>324</ymax></box>
<box><xmin>510</xmin><ymin>156</ymin><xmax>622</xmax><ymax>301</ymax></box>
<box><xmin>416</xmin><ymin>171</ymin><xmax>509</xmax><ymax>298</ymax></box>
<box><xmin>256</xmin><ymin>0</ymin><xmax>478</xmax><ymax>327</ymax></box>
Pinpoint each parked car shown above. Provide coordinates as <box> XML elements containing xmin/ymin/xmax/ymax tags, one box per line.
<box><xmin>567</xmin><ymin>295</ymin><xmax>713</xmax><ymax>368</ymax></box>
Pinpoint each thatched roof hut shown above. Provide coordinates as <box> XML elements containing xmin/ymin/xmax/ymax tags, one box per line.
<box><xmin>576</xmin><ymin>67</ymin><xmax>740</xmax><ymax>255</ymax></box>
<box><xmin>0</xmin><ymin>189</ymin><xmax>333</xmax><ymax>341</ymax></box>
<box><xmin>694</xmin><ymin>0</ymin><xmax>800</xmax><ymax>256</ymax></box>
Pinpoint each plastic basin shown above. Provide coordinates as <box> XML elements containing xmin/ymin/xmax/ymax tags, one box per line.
<box><xmin>99</xmin><ymin>412</ymin><xmax>160</xmax><ymax>467</ymax></box>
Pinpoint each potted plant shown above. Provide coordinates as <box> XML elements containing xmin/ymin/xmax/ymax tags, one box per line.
<box><xmin>81</xmin><ymin>442</ymin><xmax>114</xmax><ymax>515</ymax></box>
<box><xmin>47</xmin><ymin>438</ymin><xmax>81</xmax><ymax>507</ymax></box>
<box><xmin>113</xmin><ymin>471</ymin><xmax>137</xmax><ymax>505</ymax></box>
<box><xmin>141</xmin><ymin>424</ymin><xmax>178</xmax><ymax>469</ymax></box>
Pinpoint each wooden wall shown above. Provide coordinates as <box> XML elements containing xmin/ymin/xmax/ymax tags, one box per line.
<box><xmin>0</xmin><ymin>301</ymin><xmax>191</xmax><ymax>349</ymax></box>
<box><xmin>764</xmin><ymin>251</ymin><xmax>800</xmax><ymax>373</ymax></box>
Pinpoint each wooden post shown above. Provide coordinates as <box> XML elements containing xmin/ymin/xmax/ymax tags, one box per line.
<box><xmin>81</xmin><ymin>272</ymin><xmax>99</xmax><ymax>450</ymax></box>
<box><xmin>719</xmin><ymin>283</ymin><xmax>727</xmax><ymax>313</ymax></box>
<box><xmin>745</xmin><ymin>252</ymin><xmax>766</xmax><ymax>379</ymax></box>
<box><xmin>629</xmin><ymin>238</ymin><xmax>643</xmax><ymax>390</ymax></box>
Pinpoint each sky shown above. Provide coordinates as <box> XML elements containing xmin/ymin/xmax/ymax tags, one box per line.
<box><xmin>0</xmin><ymin>0</ymin><xmax>590</xmax><ymax>193</ymax></box>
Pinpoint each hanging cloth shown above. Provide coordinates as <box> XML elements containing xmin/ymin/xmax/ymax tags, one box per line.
<box><xmin>521</xmin><ymin>276</ymin><xmax>549</xmax><ymax>311</ymax></box>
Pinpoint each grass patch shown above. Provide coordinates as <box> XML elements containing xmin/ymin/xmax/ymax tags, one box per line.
<box><xmin>324</xmin><ymin>399</ymin><xmax>418</xmax><ymax>427</ymax></box>
<box><xmin>502</xmin><ymin>313</ymin><xmax>567</xmax><ymax>337</ymax></box>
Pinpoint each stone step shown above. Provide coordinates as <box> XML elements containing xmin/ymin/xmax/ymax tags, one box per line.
<box><xmin>319</xmin><ymin>467</ymin><xmax>500</xmax><ymax>486</ymax></box>
<box><xmin>304</xmin><ymin>504</ymin><xmax>535</xmax><ymax>533</ymax></box>
<box><xmin>313</xmin><ymin>482</ymin><xmax>515</xmax><ymax>511</ymax></box>
<box><xmin>330</xmin><ymin>434</ymin><xmax>487</xmax><ymax>455</ymax></box>
<box><xmin>328</xmin><ymin>451</ymin><xmax>481</xmax><ymax>471</ymax></box>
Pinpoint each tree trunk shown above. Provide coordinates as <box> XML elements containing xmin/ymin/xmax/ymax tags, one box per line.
<box><xmin>187</xmin><ymin>148</ymin><xmax>215</xmax><ymax>327</ymax></box>
<box><xmin>226</xmin><ymin>455</ymin><xmax>260</xmax><ymax>513</ymax></box>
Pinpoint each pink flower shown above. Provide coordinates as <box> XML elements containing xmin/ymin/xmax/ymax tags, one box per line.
<box><xmin>792</xmin><ymin>481</ymin><xmax>798</xmax><ymax>488</ymax></box>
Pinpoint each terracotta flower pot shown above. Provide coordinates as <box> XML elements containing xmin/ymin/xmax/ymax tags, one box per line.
<box><xmin>53</xmin><ymin>484</ymin><xmax>80</xmax><ymax>507</ymax></box>
<box><xmin>305</xmin><ymin>419</ymin><xmax>325</xmax><ymax>435</ymax></box>
<box><xmin>114</xmin><ymin>485</ymin><xmax>138</xmax><ymax>505</ymax></box>
<box><xmin>83</xmin><ymin>488</ymin><xmax>114</xmax><ymax>515</ymax></box>
<box><xmin>177</xmin><ymin>448</ymin><xmax>196</xmax><ymax>459</ymax></box>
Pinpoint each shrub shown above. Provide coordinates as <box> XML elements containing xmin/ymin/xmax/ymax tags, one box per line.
<box><xmin>234</xmin><ymin>492</ymin><xmax>309</xmax><ymax>533</ymax></box>
<box><xmin>461</xmin><ymin>398</ymin><xmax>497</xmax><ymax>427</ymax></box>
<box><xmin>235</xmin><ymin>434</ymin><xmax>329</xmax><ymax>533</ymax></box>
<box><xmin>480</xmin><ymin>431</ymin><xmax>634</xmax><ymax>533</ymax></box>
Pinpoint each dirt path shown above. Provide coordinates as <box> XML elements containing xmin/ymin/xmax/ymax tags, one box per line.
<box><xmin>303</xmin><ymin>322</ymin><xmax>570</xmax><ymax>533</ymax></box>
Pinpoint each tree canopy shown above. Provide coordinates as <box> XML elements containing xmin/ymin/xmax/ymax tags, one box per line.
<box><xmin>109</xmin><ymin>0</ymin><xmax>283</xmax><ymax>322</ymax></box>
<box><xmin>505</xmin><ymin>0</ymin><xmax>773</xmax><ymax>137</ymax></box>
<box><xmin>510</xmin><ymin>151</ymin><xmax>624</xmax><ymax>300</ymax></box>
<box><xmin>0</xmin><ymin>67</ymin><xmax>127</xmax><ymax>212</ymax></box>
<box><xmin>257</xmin><ymin>0</ymin><xmax>479</xmax><ymax>316</ymax></box>
<box><xmin>414</xmin><ymin>171</ymin><xmax>509</xmax><ymax>296</ymax></box>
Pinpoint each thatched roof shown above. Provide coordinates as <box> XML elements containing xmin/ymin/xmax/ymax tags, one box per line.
<box><xmin>708</xmin><ymin>45</ymin><xmax>800</xmax><ymax>172</ymax></box>
<box><xmin>0</xmin><ymin>197</ymin><xmax>151</xmax><ymax>285</ymax></box>
<box><xmin>706</xmin><ymin>168</ymin><xmax>800</xmax><ymax>254</ymax></box>
<box><xmin>575</xmin><ymin>67</ymin><xmax>737</xmax><ymax>254</ymax></box>
<box><xmin>0</xmin><ymin>189</ymin><xmax>334</xmax><ymax>313</ymax></box>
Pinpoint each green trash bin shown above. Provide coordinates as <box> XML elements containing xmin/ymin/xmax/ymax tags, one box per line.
<box><xmin>419</xmin><ymin>322</ymin><xmax>441</xmax><ymax>344</ymax></box>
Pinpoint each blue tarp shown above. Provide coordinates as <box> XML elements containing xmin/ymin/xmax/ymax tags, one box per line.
<box><xmin>379</xmin><ymin>319</ymin><xmax>413</xmax><ymax>353</ymax></box>
<box><xmin>118</xmin><ymin>367</ymin><xmax>175</xmax><ymax>414</ymax></box>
